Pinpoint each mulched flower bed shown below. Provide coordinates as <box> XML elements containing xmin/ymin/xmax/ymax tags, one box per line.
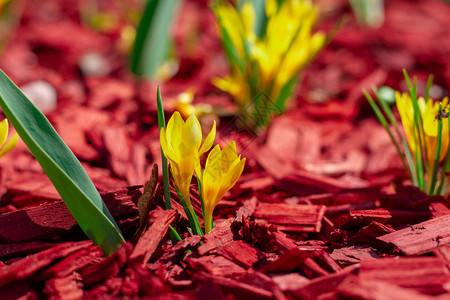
<box><xmin>0</xmin><ymin>0</ymin><xmax>450</xmax><ymax>298</ymax></box>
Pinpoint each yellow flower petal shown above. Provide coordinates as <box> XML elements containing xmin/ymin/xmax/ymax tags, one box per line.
<box><xmin>0</xmin><ymin>119</ymin><xmax>9</xmax><ymax>148</ymax></box>
<box><xmin>0</xmin><ymin>133</ymin><xmax>18</xmax><ymax>159</ymax></box>
<box><xmin>199</xmin><ymin>121</ymin><xmax>216</xmax><ymax>156</ymax></box>
<box><xmin>184</xmin><ymin>114</ymin><xmax>202</xmax><ymax>150</ymax></box>
<box><xmin>167</xmin><ymin>111</ymin><xmax>183</xmax><ymax>145</ymax></box>
<box><xmin>215</xmin><ymin>157</ymin><xmax>246</xmax><ymax>208</ymax></box>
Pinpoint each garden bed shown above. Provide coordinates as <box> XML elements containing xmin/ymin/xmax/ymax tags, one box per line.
<box><xmin>0</xmin><ymin>0</ymin><xmax>449</xmax><ymax>299</ymax></box>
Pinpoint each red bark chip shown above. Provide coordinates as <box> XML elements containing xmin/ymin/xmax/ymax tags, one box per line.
<box><xmin>43</xmin><ymin>274</ymin><xmax>84</xmax><ymax>300</ymax></box>
<box><xmin>0</xmin><ymin>240</ymin><xmax>92</xmax><ymax>286</ymax></box>
<box><xmin>0</xmin><ymin>242</ymin><xmax>57</xmax><ymax>259</ymax></box>
<box><xmin>359</xmin><ymin>257</ymin><xmax>450</xmax><ymax>294</ymax></box>
<box><xmin>335</xmin><ymin>276</ymin><xmax>435</xmax><ymax>300</ymax></box>
<box><xmin>159</xmin><ymin>235</ymin><xmax>202</xmax><ymax>264</ymax></box>
<box><xmin>271</xmin><ymin>273</ymin><xmax>310</xmax><ymax>292</ymax></box>
<box><xmin>429</xmin><ymin>202</ymin><xmax>450</xmax><ymax>218</ymax></box>
<box><xmin>291</xmin><ymin>264</ymin><xmax>359</xmax><ymax>299</ymax></box>
<box><xmin>354</xmin><ymin>221</ymin><xmax>395</xmax><ymax>250</ymax></box>
<box><xmin>80</xmin><ymin>242</ymin><xmax>132</xmax><ymax>286</ymax></box>
<box><xmin>254</xmin><ymin>203</ymin><xmax>326</xmax><ymax>232</ymax></box>
<box><xmin>260</xmin><ymin>247</ymin><xmax>310</xmax><ymax>274</ymax></box>
<box><xmin>0</xmin><ymin>187</ymin><xmax>139</xmax><ymax>243</ymax></box>
<box><xmin>194</xmin><ymin>271</ymin><xmax>274</xmax><ymax>300</ymax></box>
<box><xmin>130</xmin><ymin>208</ymin><xmax>178</xmax><ymax>265</ymax></box>
<box><xmin>39</xmin><ymin>245</ymin><xmax>103</xmax><ymax>279</ymax></box>
<box><xmin>378</xmin><ymin>214</ymin><xmax>450</xmax><ymax>255</ymax></box>
<box><xmin>334</xmin><ymin>209</ymin><xmax>392</xmax><ymax>229</ymax></box>
<box><xmin>187</xmin><ymin>255</ymin><xmax>247</xmax><ymax>277</ymax></box>
<box><xmin>330</xmin><ymin>245</ymin><xmax>380</xmax><ymax>267</ymax></box>
<box><xmin>217</xmin><ymin>240</ymin><xmax>267</xmax><ymax>268</ymax></box>
<box><xmin>103</xmin><ymin>127</ymin><xmax>131</xmax><ymax>180</ymax></box>
<box><xmin>197</xmin><ymin>219</ymin><xmax>236</xmax><ymax>255</ymax></box>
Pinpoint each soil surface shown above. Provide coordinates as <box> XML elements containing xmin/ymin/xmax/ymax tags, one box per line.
<box><xmin>0</xmin><ymin>0</ymin><xmax>449</xmax><ymax>299</ymax></box>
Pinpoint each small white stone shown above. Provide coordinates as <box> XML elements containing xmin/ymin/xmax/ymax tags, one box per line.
<box><xmin>21</xmin><ymin>81</ymin><xmax>57</xmax><ymax>113</ymax></box>
<box><xmin>79</xmin><ymin>52</ymin><xmax>111</xmax><ymax>76</ymax></box>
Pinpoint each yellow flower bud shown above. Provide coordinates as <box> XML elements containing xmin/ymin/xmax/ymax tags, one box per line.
<box><xmin>196</xmin><ymin>142</ymin><xmax>245</xmax><ymax>233</ymax></box>
<box><xmin>160</xmin><ymin>112</ymin><xmax>216</xmax><ymax>212</ymax></box>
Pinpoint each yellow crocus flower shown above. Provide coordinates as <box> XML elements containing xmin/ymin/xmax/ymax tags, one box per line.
<box><xmin>160</xmin><ymin>112</ymin><xmax>216</xmax><ymax>214</ymax></box>
<box><xmin>195</xmin><ymin>141</ymin><xmax>245</xmax><ymax>233</ymax></box>
<box><xmin>396</xmin><ymin>92</ymin><xmax>449</xmax><ymax>170</ymax></box>
<box><xmin>213</xmin><ymin>0</ymin><xmax>327</xmax><ymax>128</ymax></box>
<box><xmin>0</xmin><ymin>118</ymin><xmax>18</xmax><ymax>159</ymax></box>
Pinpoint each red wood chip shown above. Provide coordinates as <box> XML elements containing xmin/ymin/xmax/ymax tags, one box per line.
<box><xmin>354</xmin><ymin>221</ymin><xmax>395</xmax><ymax>250</ymax></box>
<box><xmin>359</xmin><ymin>257</ymin><xmax>450</xmax><ymax>294</ymax></box>
<box><xmin>291</xmin><ymin>264</ymin><xmax>359</xmax><ymax>299</ymax></box>
<box><xmin>0</xmin><ymin>240</ymin><xmax>92</xmax><ymax>286</ymax></box>
<box><xmin>330</xmin><ymin>245</ymin><xmax>380</xmax><ymax>267</ymax></box>
<box><xmin>130</xmin><ymin>208</ymin><xmax>178</xmax><ymax>265</ymax></box>
<box><xmin>80</xmin><ymin>242</ymin><xmax>132</xmax><ymax>286</ymax></box>
<box><xmin>194</xmin><ymin>271</ymin><xmax>274</xmax><ymax>300</ymax></box>
<box><xmin>254</xmin><ymin>203</ymin><xmax>326</xmax><ymax>232</ymax></box>
<box><xmin>197</xmin><ymin>219</ymin><xmax>235</xmax><ymax>255</ymax></box>
<box><xmin>0</xmin><ymin>186</ymin><xmax>139</xmax><ymax>243</ymax></box>
<box><xmin>187</xmin><ymin>255</ymin><xmax>246</xmax><ymax>277</ymax></box>
<box><xmin>0</xmin><ymin>242</ymin><xmax>57</xmax><ymax>259</ymax></box>
<box><xmin>159</xmin><ymin>235</ymin><xmax>202</xmax><ymax>264</ymax></box>
<box><xmin>260</xmin><ymin>247</ymin><xmax>310</xmax><ymax>274</ymax></box>
<box><xmin>334</xmin><ymin>209</ymin><xmax>392</xmax><ymax>229</ymax></box>
<box><xmin>217</xmin><ymin>240</ymin><xmax>267</xmax><ymax>268</ymax></box>
<box><xmin>378</xmin><ymin>214</ymin><xmax>450</xmax><ymax>255</ymax></box>
<box><xmin>39</xmin><ymin>245</ymin><xmax>103</xmax><ymax>279</ymax></box>
<box><xmin>335</xmin><ymin>275</ymin><xmax>435</xmax><ymax>300</ymax></box>
<box><xmin>43</xmin><ymin>274</ymin><xmax>84</xmax><ymax>299</ymax></box>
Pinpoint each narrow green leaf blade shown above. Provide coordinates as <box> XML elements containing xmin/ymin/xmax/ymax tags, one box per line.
<box><xmin>157</xmin><ymin>86</ymin><xmax>171</xmax><ymax>209</ymax></box>
<box><xmin>0</xmin><ymin>69</ymin><xmax>124</xmax><ymax>256</ymax></box>
<box><xmin>429</xmin><ymin>105</ymin><xmax>443</xmax><ymax>195</ymax></box>
<box><xmin>130</xmin><ymin>0</ymin><xmax>180</xmax><ymax>78</ymax></box>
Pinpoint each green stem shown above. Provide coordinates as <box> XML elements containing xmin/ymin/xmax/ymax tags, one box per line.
<box><xmin>174</xmin><ymin>185</ymin><xmax>203</xmax><ymax>236</ymax></box>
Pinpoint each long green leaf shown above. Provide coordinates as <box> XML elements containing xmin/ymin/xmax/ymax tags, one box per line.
<box><xmin>404</xmin><ymin>70</ymin><xmax>425</xmax><ymax>190</ymax></box>
<box><xmin>364</xmin><ymin>90</ymin><xmax>410</xmax><ymax>178</ymax></box>
<box><xmin>0</xmin><ymin>69</ymin><xmax>124</xmax><ymax>256</ymax></box>
<box><xmin>429</xmin><ymin>104</ymin><xmax>443</xmax><ymax>194</ymax></box>
<box><xmin>157</xmin><ymin>87</ymin><xmax>171</xmax><ymax>209</ymax></box>
<box><xmin>249</xmin><ymin>0</ymin><xmax>267</xmax><ymax>38</ymax></box>
<box><xmin>373</xmin><ymin>87</ymin><xmax>416</xmax><ymax>182</ymax></box>
<box><xmin>130</xmin><ymin>0</ymin><xmax>181</xmax><ymax>78</ymax></box>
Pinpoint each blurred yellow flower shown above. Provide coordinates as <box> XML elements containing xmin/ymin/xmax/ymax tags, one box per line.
<box><xmin>195</xmin><ymin>141</ymin><xmax>245</xmax><ymax>233</ymax></box>
<box><xmin>168</xmin><ymin>90</ymin><xmax>213</xmax><ymax>119</ymax></box>
<box><xmin>160</xmin><ymin>112</ymin><xmax>216</xmax><ymax>214</ymax></box>
<box><xmin>396</xmin><ymin>92</ymin><xmax>449</xmax><ymax>170</ymax></box>
<box><xmin>0</xmin><ymin>118</ymin><xmax>18</xmax><ymax>159</ymax></box>
<box><xmin>213</xmin><ymin>0</ymin><xmax>326</xmax><ymax>120</ymax></box>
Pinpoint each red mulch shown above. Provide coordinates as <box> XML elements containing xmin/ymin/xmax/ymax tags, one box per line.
<box><xmin>0</xmin><ymin>0</ymin><xmax>450</xmax><ymax>298</ymax></box>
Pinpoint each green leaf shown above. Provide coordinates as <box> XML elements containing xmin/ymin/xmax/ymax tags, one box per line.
<box><xmin>249</xmin><ymin>0</ymin><xmax>267</xmax><ymax>38</ymax></box>
<box><xmin>428</xmin><ymin>104</ymin><xmax>443</xmax><ymax>195</ymax></box>
<box><xmin>404</xmin><ymin>70</ymin><xmax>426</xmax><ymax>190</ymax></box>
<box><xmin>0</xmin><ymin>69</ymin><xmax>124</xmax><ymax>256</ymax></box>
<box><xmin>371</xmin><ymin>88</ymin><xmax>416</xmax><ymax>182</ymax></box>
<box><xmin>130</xmin><ymin>0</ymin><xmax>181</xmax><ymax>78</ymax></box>
<box><xmin>157</xmin><ymin>87</ymin><xmax>171</xmax><ymax>210</ymax></box>
<box><xmin>364</xmin><ymin>90</ymin><xmax>411</xmax><ymax>180</ymax></box>
<box><xmin>212</xmin><ymin>1</ymin><xmax>246</xmax><ymax>74</ymax></box>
